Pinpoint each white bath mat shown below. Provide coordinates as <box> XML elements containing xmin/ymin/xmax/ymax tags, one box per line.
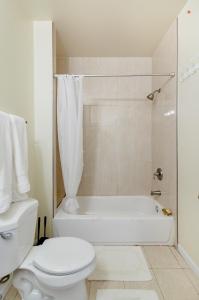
<box><xmin>96</xmin><ymin>289</ymin><xmax>159</xmax><ymax>300</ymax></box>
<box><xmin>89</xmin><ymin>246</ymin><xmax>152</xmax><ymax>281</ymax></box>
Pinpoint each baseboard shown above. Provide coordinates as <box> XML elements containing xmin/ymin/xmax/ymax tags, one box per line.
<box><xmin>178</xmin><ymin>244</ymin><xmax>199</xmax><ymax>277</ymax></box>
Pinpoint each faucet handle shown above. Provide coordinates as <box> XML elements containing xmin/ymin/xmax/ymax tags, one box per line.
<box><xmin>153</xmin><ymin>168</ymin><xmax>163</xmax><ymax>180</ymax></box>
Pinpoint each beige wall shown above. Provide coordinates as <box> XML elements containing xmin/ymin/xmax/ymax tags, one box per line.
<box><xmin>178</xmin><ymin>0</ymin><xmax>199</xmax><ymax>268</ymax></box>
<box><xmin>33</xmin><ymin>21</ymin><xmax>55</xmax><ymax>235</ymax></box>
<box><xmin>0</xmin><ymin>1</ymin><xmax>35</xmax><ymax>194</ymax></box>
<box><xmin>0</xmin><ymin>4</ymin><xmax>55</xmax><ymax>236</ymax></box>
<box><xmin>152</xmin><ymin>22</ymin><xmax>177</xmax><ymax>220</ymax></box>
<box><xmin>57</xmin><ymin>57</ymin><xmax>152</xmax><ymax>197</ymax></box>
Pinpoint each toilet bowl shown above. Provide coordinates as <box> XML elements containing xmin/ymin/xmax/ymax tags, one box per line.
<box><xmin>0</xmin><ymin>199</ymin><xmax>95</xmax><ymax>300</ymax></box>
<box><xmin>13</xmin><ymin>237</ymin><xmax>95</xmax><ymax>300</ymax></box>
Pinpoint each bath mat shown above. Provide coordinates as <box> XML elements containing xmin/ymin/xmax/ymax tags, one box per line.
<box><xmin>96</xmin><ymin>289</ymin><xmax>159</xmax><ymax>300</ymax></box>
<box><xmin>89</xmin><ymin>246</ymin><xmax>152</xmax><ymax>281</ymax></box>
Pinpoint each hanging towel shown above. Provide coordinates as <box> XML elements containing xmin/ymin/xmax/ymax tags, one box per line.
<box><xmin>0</xmin><ymin>112</ymin><xmax>30</xmax><ymax>214</ymax></box>
<box><xmin>9</xmin><ymin>114</ymin><xmax>30</xmax><ymax>195</ymax></box>
<box><xmin>0</xmin><ymin>112</ymin><xmax>13</xmax><ymax>213</ymax></box>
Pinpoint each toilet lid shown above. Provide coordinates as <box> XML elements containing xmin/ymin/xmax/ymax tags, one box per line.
<box><xmin>33</xmin><ymin>237</ymin><xmax>95</xmax><ymax>275</ymax></box>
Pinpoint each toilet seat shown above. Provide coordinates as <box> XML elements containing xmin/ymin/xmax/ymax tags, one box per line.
<box><xmin>17</xmin><ymin>238</ymin><xmax>96</xmax><ymax>289</ymax></box>
<box><xmin>33</xmin><ymin>237</ymin><xmax>95</xmax><ymax>276</ymax></box>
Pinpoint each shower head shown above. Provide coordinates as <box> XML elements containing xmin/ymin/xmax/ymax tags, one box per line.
<box><xmin>147</xmin><ymin>88</ymin><xmax>161</xmax><ymax>101</ymax></box>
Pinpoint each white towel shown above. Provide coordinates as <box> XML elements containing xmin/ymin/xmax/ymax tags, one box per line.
<box><xmin>9</xmin><ymin>114</ymin><xmax>30</xmax><ymax>195</ymax></box>
<box><xmin>0</xmin><ymin>112</ymin><xmax>13</xmax><ymax>213</ymax></box>
<box><xmin>0</xmin><ymin>112</ymin><xmax>30</xmax><ymax>214</ymax></box>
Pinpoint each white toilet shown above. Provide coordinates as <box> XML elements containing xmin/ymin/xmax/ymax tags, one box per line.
<box><xmin>0</xmin><ymin>199</ymin><xmax>95</xmax><ymax>300</ymax></box>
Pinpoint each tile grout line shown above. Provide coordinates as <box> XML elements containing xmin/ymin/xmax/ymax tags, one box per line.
<box><xmin>168</xmin><ymin>246</ymin><xmax>189</xmax><ymax>269</ymax></box>
<box><xmin>142</xmin><ymin>246</ymin><xmax>153</xmax><ymax>269</ymax></box>
<box><xmin>168</xmin><ymin>246</ymin><xmax>182</xmax><ymax>265</ymax></box>
<box><xmin>14</xmin><ymin>294</ymin><xmax>20</xmax><ymax>300</ymax></box>
<box><xmin>182</xmin><ymin>269</ymin><xmax>199</xmax><ymax>296</ymax></box>
<box><xmin>151</xmin><ymin>269</ymin><xmax>166</xmax><ymax>300</ymax></box>
<box><xmin>151</xmin><ymin>267</ymin><xmax>187</xmax><ymax>270</ymax></box>
<box><xmin>142</xmin><ymin>246</ymin><xmax>170</xmax><ymax>299</ymax></box>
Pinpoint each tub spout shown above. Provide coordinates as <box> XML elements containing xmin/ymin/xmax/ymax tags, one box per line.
<box><xmin>151</xmin><ymin>190</ymin><xmax>162</xmax><ymax>196</ymax></box>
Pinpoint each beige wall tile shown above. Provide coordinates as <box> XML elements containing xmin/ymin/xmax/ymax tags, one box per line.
<box><xmin>57</xmin><ymin>57</ymin><xmax>153</xmax><ymax>198</ymax></box>
<box><xmin>56</xmin><ymin>38</ymin><xmax>177</xmax><ymax>214</ymax></box>
<box><xmin>152</xmin><ymin>21</ymin><xmax>177</xmax><ymax>222</ymax></box>
<box><xmin>78</xmin><ymin>101</ymin><xmax>152</xmax><ymax>196</ymax></box>
<box><xmin>67</xmin><ymin>57</ymin><xmax>151</xmax><ymax>102</ymax></box>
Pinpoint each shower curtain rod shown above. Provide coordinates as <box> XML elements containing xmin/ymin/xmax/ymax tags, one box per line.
<box><xmin>54</xmin><ymin>72</ymin><xmax>175</xmax><ymax>78</ymax></box>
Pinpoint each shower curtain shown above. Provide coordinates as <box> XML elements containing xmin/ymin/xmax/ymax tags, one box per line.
<box><xmin>57</xmin><ymin>75</ymin><xmax>83</xmax><ymax>214</ymax></box>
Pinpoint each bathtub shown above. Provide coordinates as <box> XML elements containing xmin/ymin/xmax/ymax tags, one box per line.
<box><xmin>53</xmin><ymin>196</ymin><xmax>175</xmax><ymax>245</ymax></box>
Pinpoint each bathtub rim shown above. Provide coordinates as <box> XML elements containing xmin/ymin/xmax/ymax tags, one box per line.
<box><xmin>54</xmin><ymin>195</ymin><xmax>174</xmax><ymax>220</ymax></box>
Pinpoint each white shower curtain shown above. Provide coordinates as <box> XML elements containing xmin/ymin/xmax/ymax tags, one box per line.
<box><xmin>57</xmin><ymin>75</ymin><xmax>83</xmax><ymax>214</ymax></box>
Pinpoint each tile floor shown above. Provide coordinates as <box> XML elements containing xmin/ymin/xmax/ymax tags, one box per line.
<box><xmin>5</xmin><ymin>246</ymin><xmax>199</xmax><ymax>300</ymax></box>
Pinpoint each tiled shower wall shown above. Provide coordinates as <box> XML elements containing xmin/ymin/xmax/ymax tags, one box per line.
<box><xmin>56</xmin><ymin>57</ymin><xmax>153</xmax><ymax>200</ymax></box>
<box><xmin>152</xmin><ymin>21</ymin><xmax>177</xmax><ymax>216</ymax></box>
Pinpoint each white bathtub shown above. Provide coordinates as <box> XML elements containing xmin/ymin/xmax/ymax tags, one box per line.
<box><xmin>53</xmin><ymin>196</ymin><xmax>175</xmax><ymax>245</ymax></box>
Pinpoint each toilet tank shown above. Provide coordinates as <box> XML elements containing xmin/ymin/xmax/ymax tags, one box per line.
<box><xmin>0</xmin><ymin>199</ymin><xmax>38</xmax><ymax>278</ymax></box>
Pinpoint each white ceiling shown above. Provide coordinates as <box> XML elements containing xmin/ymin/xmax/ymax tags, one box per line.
<box><xmin>23</xmin><ymin>0</ymin><xmax>187</xmax><ymax>57</ymax></box>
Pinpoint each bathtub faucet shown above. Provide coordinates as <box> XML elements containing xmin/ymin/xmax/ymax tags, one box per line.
<box><xmin>151</xmin><ymin>190</ymin><xmax>162</xmax><ymax>196</ymax></box>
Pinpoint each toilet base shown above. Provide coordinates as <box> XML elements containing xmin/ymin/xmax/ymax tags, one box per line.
<box><xmin>13</xmin><ymin>269</ymin><xmax>88</xmax><ymax>300</ymax></box>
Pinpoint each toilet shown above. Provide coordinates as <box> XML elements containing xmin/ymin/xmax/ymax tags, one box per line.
<box><xmin>0</xmin><ymin>199</ymin><xmax>95</xmax><ymax>300</ymax></box>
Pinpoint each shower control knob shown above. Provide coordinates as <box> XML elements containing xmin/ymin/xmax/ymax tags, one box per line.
<box><xmin>153</xmin><ymin>168</ymin><xmax>163</xmax><ymax>181</ymax></box>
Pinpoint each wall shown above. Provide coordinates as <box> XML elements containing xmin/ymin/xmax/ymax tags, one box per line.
<box><xmin>178</xmin><ymin>0</ymin><xmax>199</xmax><ymax>270</ymax></box>
<box><xmin>152</xmin><ymin>21</ymin><xmax>177</xmax><ymax>221</ymax></box>
<box><xmin>0</xmin><ymin>1</ymin><xmax>35</xmax><ymax>195</ymax></box>
<box><xmin>33</xmin><ymin>21</ymin><xmax>55</xmax><ymax>235</ymax></box>
<box><xmin>56</xmin><ymin>57</ymin><xmax>152</xmax><ymax>200</ymax></box>
<box><xmin>0</xmin><ymin>3</ymin><xmax>55</xmax><ymax>236</ymax></box>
